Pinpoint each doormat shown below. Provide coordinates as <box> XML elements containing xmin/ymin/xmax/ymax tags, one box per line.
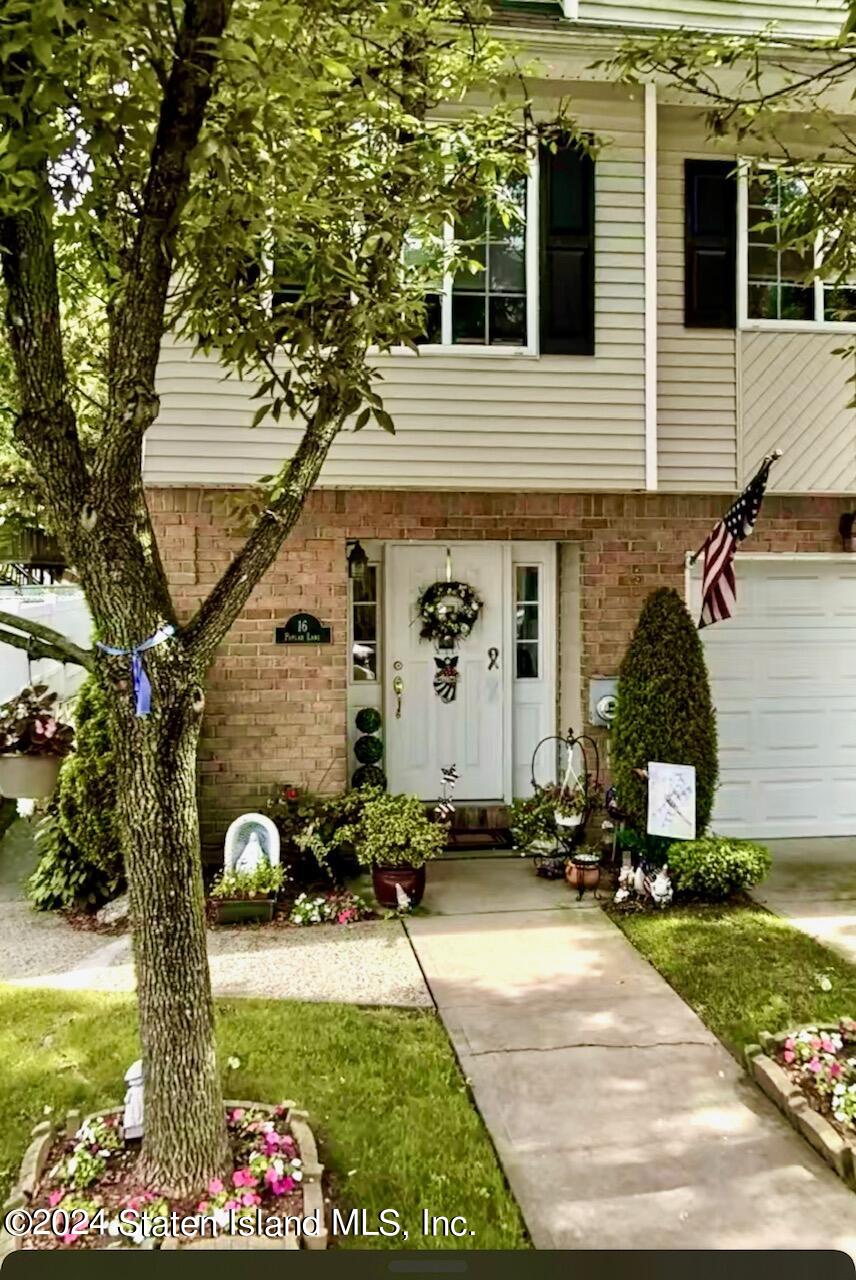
<box><xmin>443</xmin><ymin>828</ymin><xmax>512</xmax><ymax>852</ymax></box>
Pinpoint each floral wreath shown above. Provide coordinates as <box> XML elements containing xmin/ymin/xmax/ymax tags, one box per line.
<box><xmin>417</xmin><ymin>580</ymin><xmax>483</xmax><ymax>644</ymax></box>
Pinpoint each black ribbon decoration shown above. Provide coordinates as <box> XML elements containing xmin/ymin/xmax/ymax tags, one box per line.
<box><xmin>487</xmin><ymin>647</ymin><xmax>499</xmax><ymax>670</ymax></box>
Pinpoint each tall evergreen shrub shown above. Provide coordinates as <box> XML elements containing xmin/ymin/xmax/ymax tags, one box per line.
<box><xmin>28</xmin><ymin>677</ymin><xmax>123</xmax><ymax>910</ymax></box>
<box><xmin>611</xmin><ymin>587</ymin><xmax>718</xmax><ymax>839</ymax></box>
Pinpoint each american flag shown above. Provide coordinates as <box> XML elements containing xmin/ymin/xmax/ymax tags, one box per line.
<box><xmin>697</xmin><ymin>454</ymin><xmax>779</xmax><ymax>629</ymax></box>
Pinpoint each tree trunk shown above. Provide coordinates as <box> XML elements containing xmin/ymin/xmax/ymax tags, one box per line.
<box><xmin>107</xmin><ymin>666</ymin><xmax>230</xmax><ymax>1195</ymax></box>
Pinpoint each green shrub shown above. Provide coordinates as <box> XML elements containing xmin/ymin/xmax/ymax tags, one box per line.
<box><xmin>612</xmin><ymin>587</ymin><xmax>718</xmax><ymax>839</ymax></box>
<box><xmin>667</xmin><ymin>836</ymin><xmax>771</xmax><ymax>901</ymax></box>
<box><xmin>355</xmin><ymin>707</ymin><xmax>381</xmax><ymax>734</ymax></box>
<box><xmin>352</xmin><ymin>764</ymin><xmax>387</xmax><ymax>789</ymax></box>
<box><xmin>335</xmin><ymin>790</ymin><xmax>446</xmax><ymax>869</ymax></box>
<box><xmin>28</xmin><ymin>678</ymin><xmax>123</xmax><ymax>911</ymax></box>
<box><xmin>354</xmin><ymin>734</ymin><xmax>383</xmax><ymax>764</ymax></box>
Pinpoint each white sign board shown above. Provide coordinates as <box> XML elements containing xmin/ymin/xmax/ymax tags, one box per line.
<box><xmin>647</xmin><ymin>762</ymin><xmax>696</xmax><ymax>841</ymax></box>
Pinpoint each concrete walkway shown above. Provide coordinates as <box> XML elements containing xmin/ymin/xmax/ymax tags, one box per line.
<box><xmin>408</xmin><ymin>857</ymin><xmax>856</xmax><ymax>1253</ymax></box>
<box><xmin>757</xmin><ymin>837</ymin><xmax>856</xmax><ymax>965</ymax></box>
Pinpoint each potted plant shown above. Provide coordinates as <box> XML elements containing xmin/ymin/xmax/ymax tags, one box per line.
<box><xmin>0</xmin><ymin>684</ymin><xmax>75</xmax><ymax>799</ymax></box>
<box><xmin>209</xmin><ymin>860</ymin><xmax>285</xmax><ymax>924</ymax></box>
<box><xmin>565</xmin><ymin>847</ymin><xmax>602</xmax><ymax>900</ymax></box>
<box><xmin>335</xmin><ymin>789</ymin><xmax>446</xmax><ymax>908</ymax></box>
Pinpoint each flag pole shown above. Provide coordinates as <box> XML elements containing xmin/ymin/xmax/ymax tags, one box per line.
<box><xmin>687</xmin><ymin>449</ymin><xmax>783</xmax><ymax>566</ymax></box>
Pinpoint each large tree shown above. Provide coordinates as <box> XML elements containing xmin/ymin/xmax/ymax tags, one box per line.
<box><xmin>0</xmin><ymin>0</ymin><xmax>559</xmax><ymax>1194</ymax></box>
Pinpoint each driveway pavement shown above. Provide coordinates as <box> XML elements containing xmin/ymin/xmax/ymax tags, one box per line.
<box><xmin>756</xmin><ymin>837</ymin><xmax>856</xmax><ymax>964</ymax></box>
<box><xmin>407</xmin><ymin>856</ymin><xmax>856</xmax><ymax>1253</ymax></box>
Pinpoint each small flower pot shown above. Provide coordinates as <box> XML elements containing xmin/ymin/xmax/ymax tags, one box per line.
<box><xmin>0</xmin><ymin>753</ymin><xmax>62</xmax><ymax>799</ymax></box>
<box><xmin>212</xmin><ymin>896</ymin><xmax>276</xmax><ymax>925</ymax></box>
<box><xmin>372</xmin><ymin>865</ymin><xmax>426</xmax><ymax>909</ymax></box>
<box><xmin>565</xmin><ymin>854</ymin><xmax>601</xmax><ymax>900</ymax></box>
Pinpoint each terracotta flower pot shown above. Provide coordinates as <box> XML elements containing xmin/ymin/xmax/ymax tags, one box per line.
<box><xmin>0</xmin><ymin>753</ymin><xmax>62</xmax><ymax>799</ymax></box>
<box><xmin>565</xmin><ymin>855</ymin><xmax>601</xmax><ymax>900</ymax></box>
<box><xmin>372</xmin><ymin>864</ymin><xmax>426</xmax><ymax>909</ymax></box>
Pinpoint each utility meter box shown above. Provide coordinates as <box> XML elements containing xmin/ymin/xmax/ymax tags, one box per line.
<box><xmin>589</xmin><ymin>677</ymin><xmax>618</xmax><ymax>727</ymax></box>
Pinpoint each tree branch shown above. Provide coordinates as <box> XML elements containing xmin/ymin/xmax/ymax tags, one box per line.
<box><xmin>98</xmin><ymin>0</ymin><xmax>234</xmax><ymax>484</ymax></box>
<box><xmin>0</xmin><ymin>610</ymin><xmax>95</xmax><ymax>671</ymax></box>
<box><xmin>183</xmin><ymin>402</ymin><xmax>342</xmax><ymax>666</ymax></box>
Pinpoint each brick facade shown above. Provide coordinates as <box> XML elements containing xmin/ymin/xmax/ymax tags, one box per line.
<box><xmin>148</xmin><ymin>487</ymin><xmax>851</xmax><ymax>841</ymax></box>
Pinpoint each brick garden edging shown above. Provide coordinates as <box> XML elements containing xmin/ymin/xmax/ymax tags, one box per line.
<box><xmin>0</xmin><ymin>1099</ymin><xmax>328</xmax><ymax>1255</ymax></box>
<box><xmin>745</xmin><ymin>1030</ymin><xmax>856</xmax><ymax>1188</ymax></box>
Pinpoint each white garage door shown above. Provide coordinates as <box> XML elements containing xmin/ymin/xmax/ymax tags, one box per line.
<box><xmin>691</xmin><ymin>558</ymin><xmax>856</xmax><ymax>839</ymax></box>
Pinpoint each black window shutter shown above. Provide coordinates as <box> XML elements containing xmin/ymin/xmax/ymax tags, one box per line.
<box><xmin>539</xmin><ymin>140</ymin><xmax>595</xmax><ymax>356</ymax></box>
<box><xmin>684</xmin><ymin>159</ymin><xmax>737</xmax><ymax>328</ymax></box>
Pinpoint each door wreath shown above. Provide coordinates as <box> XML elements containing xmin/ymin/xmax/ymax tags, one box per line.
<box><xmin>417</xmin><ymin>580</ymin><xmax>483</xmax><ymax>646</ymax></box>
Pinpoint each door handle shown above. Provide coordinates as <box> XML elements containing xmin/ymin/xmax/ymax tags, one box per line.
<box><xmin>393</xmin><ymin>675</ymin><xmax>403</xmax><ymax>718</ymax></box>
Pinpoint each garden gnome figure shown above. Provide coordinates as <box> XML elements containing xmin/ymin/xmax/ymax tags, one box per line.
<box><xmin>235</xmin><ymin>829</ymin><xmax>267</xmax><ymax>875</ymax></box>
<box><xmin>123</xmin><ymin>1059</ymin><xmax>144</xmax><ymax>1141</ymax></box>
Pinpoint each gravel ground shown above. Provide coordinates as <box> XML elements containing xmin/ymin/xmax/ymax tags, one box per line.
<box><xmin>0</xmin><ymin>820</ymin><xmax>432</xmax><ymax>1007</ymax></box>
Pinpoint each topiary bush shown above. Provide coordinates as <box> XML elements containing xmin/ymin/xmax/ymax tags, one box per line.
<box><xmin>27</xmin><ymin>677</ymin><xmax>123</xmax><ymax>911</ymax></box>
<box><xmin>352</xmin><ymin>764</ymin><xmax>387</xmax><ymax>790</ymax></box>
<box><xmin>355</xmin><ymin>707</ymin><xmax>381</xmax><ymax>735</ymax></box>
<box><xmin>612</xmin><ymin>587</ymin><xmax>718</xmax><ymax>840</ymax></box>
<box><xmin>667</xmin><ymin>836</ymin><xmax>771</xmax><ymax>901</ymax></box>
<box><xmin>354</xmin><ymin>733</ymin><xmax>383</xmax><ymax>765</ymax></box>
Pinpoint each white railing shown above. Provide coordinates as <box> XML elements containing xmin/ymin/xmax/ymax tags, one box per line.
<box><xmin>0</xmin><ymin>587</ymin><xmax>91</xmax><ymax>707</ymax></box>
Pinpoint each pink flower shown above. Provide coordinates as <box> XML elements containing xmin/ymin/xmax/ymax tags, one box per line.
<box><xmin>241</xmin><ymin>1193</ymin><xmax>259</xmax><ymax>1207</ymax></box>
<box><xmin>810</xmin><ymin>1037</ymin><xmax>822</xmax><ymax>1050</ymax></box>
<box><xmin>230</xmin><ymin>1108</ymin><xmax>245</xmax><ymax>1123</ymax></box>
<box><xmin>197</xmin><ymin>1201</ymin><xmax>209</xmax><ymax>1213</ymax></box>
<box><xmin>208</xmin><ymin>1177</ymin><xmax>225</xmax><ymax>1195</ymax></box>
<box><xmin>48</xmin><ymin>1190</ymin><xmax>64</xmax><ymax>1207</ymax></box>
<box><xmin>784</xmin><ymin>1037</ymin><xmax>795</xmax><ymax>1051</ymax></box>
<box><xmin>783</xmin><ymin>1049</ymin><xmax>795</xmax><ymax>1064</ymax></box>
<box><xmin>224</xmin><ymin>1198</ymin><xmax>240</xmax><ymax>1211</ymax></box>
<box><xmin>807</xmin><ymin>1057</ymin><xmax>823</xmax><ymax>1074</ymax></box>
<box><xmin>233</xmin><ymin>1169</ymin><xmax>257</xmax><ymax>1188</ymax></box>
<box><xmin>830</xmin><ymin>1061</ymin><xmax>843</xmax><ymax>1078</ymax></box>
<box><xmin>821</xmin><ymin>1037</ymin><xmax>835</xmax><ymax>1054</ymax></box>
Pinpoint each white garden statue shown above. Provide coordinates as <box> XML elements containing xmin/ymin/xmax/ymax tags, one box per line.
<box><xmin>223</xmin><ymin>812</ymin><xmax>281</xmax><ymax>875</ymax></box>
<box><xmin>123</xmin><ymin>1059</ymin><xmax>144</xmax><ymax>1141</ymax></box>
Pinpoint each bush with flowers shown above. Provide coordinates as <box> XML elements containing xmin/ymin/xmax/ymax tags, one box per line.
<box><xmin>289</xmin><ymin>888</ymin><xmax>371</xmax><ymax>926</ymax></box>
<box><xmin>778</xmin><ymin>1019</ymin><xmax>856</xmax><ymax>1133</ymax></box>
<box><xmin>0</xmin><ymin>684</ymin><xmax>74</xmax><ymax>758</ymax></box>
<box><xmin>26</xmin><ymin>1102</ymin><xmax>308</xmax><ymax>1248</ymax></box>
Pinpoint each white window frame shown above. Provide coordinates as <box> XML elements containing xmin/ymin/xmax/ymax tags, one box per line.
<box><xmin>738</xmin><ymin>160</ymin><xmax>856</xmax><ymax>334</ymax></box>
<box><xmin>398</xmin><ymin>162</ymin><xmax>540</xmax><ymax>358</ymax></box>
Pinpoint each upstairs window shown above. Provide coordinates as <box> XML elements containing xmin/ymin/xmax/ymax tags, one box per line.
<box><xmin>739</xmin><ymin>166</ymin><xmax>856</xmax><ymax>329</ymax></box>
<box><xmin>413</xmin><ymin>141</ymin><xmax>596</xmax><ymax>355</ymax></box>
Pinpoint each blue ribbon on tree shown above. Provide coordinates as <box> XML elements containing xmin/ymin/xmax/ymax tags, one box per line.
<box><xmin>96</xmin><ymin>625</ymin><xmax>176</xmax><ymax>717</ymax></box>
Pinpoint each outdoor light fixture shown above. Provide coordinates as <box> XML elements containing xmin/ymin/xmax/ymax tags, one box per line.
<box><xmin>347</xmin><ymin>539</ymin><xmax>368</xmax><ymax>582</ymax></box>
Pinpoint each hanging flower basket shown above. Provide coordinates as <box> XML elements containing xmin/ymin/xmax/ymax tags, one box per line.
<box><xmin>0</xmin><ymin>753</ymin><xmax>62</xmax><ymax>799</ymax></box>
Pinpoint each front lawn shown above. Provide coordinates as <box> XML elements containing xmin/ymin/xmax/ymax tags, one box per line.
<box><xmin>0</xmin><ymin>986</ymin><xmax>527</xmax><ymax>1249</ymax></box>
<box><xmin>611</xmin><ymin>903</ymin><xmax>856</xmax><ymax>1054</ymax></box>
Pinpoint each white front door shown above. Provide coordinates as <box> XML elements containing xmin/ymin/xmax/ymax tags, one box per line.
<box><xmin>384</xmin><ymin>543</ymin><xmax>508</xmax><ymax>801</ymax></box>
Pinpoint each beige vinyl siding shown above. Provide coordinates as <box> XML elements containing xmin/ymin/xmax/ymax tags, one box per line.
<box><xmin>577</xmin><ymin>0</ymin><xmax>844</xmax><ymax>37</ymax></box>
<box><xmin>740</xmin><ymin>332</ymin><xmax>856</xmax><ymax>493</ymax></box>
<box><xmin>657</xmin><ymin>109</ymin><xmax>738</xmax><ymax>492</ymax></box>
<box><xmin>144</xmin><ymin>88</ymin><xmax>646</xmax><ymax>492</ymax></box>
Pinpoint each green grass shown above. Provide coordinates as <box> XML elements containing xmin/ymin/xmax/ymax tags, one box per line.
<box><xmin>0</xmin><ymin>986</ymin><xmax>527</xmax><ymax>1249</ymax></box>
<box><xmin>612</xmin><ymin>903</ymin><xmax>856</xmax><ymax>1055</ymax></box>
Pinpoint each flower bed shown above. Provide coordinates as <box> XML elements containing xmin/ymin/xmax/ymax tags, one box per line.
<box><xmin>746</xmin><ymin>1020</ymin><xmax>856</xmax><ymax>1188</ymax></box>
<box><xmin>1</xmin><ymin>1101</ymin><xmax>328</xmax><ymax>1252</ymax></box>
